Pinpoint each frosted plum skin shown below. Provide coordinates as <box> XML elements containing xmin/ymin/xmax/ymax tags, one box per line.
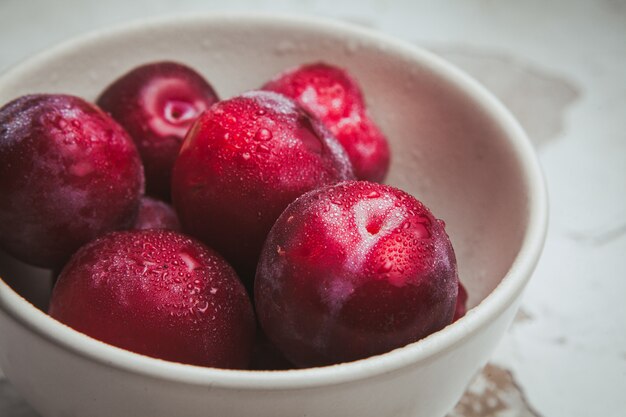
<box><xmin>255</xmin><ymin>181</ymin><xmax>459</xmax><ymax>367</ymax></box>
<box><xmin>49</xmin><ymin>229</ymin><xmax>255</xmax><ymax>369</ymax></box>
<box><xmin>0</xmin><ymin>94</ymin><xmax>144</xmax><ymax>268</ymax></box>
<box><xmin>172</xmin><ymin>91</ymin><xmax>354</xmax><ymax>285</ymax></box>
<box><xmin>97</xmin><ymin>61</ymin><xmax>219</xmax><ymax>200</ymax></box>
<box><xmin>133</xmin><ymin>196</ymin><xmax>181</xmax><ymax>231</ymax></box>
<box><xmin>453</xmin><ymin>281</ymin><xmax>468</xmax><ymax>322</ymax></box>
<box><xmin>263</xmin><ymin>62</ymin><xmax>390</xmax><ymax>182</ymax></box>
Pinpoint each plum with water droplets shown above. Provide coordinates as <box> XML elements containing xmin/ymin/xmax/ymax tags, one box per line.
<box><xmin>255</xmin><ymin>181</ymin><xmax>458</xmax><ymax>367</ymax></box>
<box><xmin>0</xmin><ymin>94</ymin><xmax>144</xmax><ymax>269</ymax></box>
<box><xmin>97</xmin><ymin>62</ymin><xmax>219</xmax><ymax>200</ymax></box>
<box><xmin>172</xmin><ymin>91</ymin><xmax>354</xmax><ymax>285</ymax></box>
<box><xmin>49</xmin><ymin>229</ymin><xmax>255</xmax><ymax>368</ymax></box>
<box><xmin>263</xmin><ymin>62</ymin><xmax>390</xmax><ymax>182</ymax></box>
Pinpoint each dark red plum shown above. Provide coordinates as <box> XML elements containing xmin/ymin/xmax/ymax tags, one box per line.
<box><xmin>172</xmin><ymin>91</ymin><xmax>354</xmax><ymax>285</ymax></box>
<box><xmin>263</xmin><ymin>63</ymin><xmax>390</xmax><ymax>182</ymax></box>
<box><xmin>133</xmin><ymin>196</ymin><xmax>181</xmax><ymax>231</ymax></box>
<box><xmin>453</xmin><ymin>281</ymin><xmax>468</xmax><ymax>322</ymax></box>
<box><xmin>49</xmin><ymin>229</ymin><xmax>255</xmax><ymax>369</ymax></box>
<box><xmin>255</xmin><ymin>181</ymin><xmax>459</xmax><ymax>367</ymax></box>
<box><xmin>97</xmin><ymin>62</ymin><xmax>219</xmax><ymax>200</ymax></box>
<box><xmin>0</xmin><ymin>94</ymin><xmax>144</xmax><ymax>268</ymax></box>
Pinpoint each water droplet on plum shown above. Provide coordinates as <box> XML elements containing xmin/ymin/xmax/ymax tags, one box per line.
<box><xmin>254</xmin><ymin>128</ymin><xmax>272</xmax><ymax>141</ymax></box>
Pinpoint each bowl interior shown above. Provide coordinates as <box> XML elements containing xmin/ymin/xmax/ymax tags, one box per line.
<box><xmin>0</xmin><ymin>15</ymin><xmax>531</xmax><ymax>361</ymax></box>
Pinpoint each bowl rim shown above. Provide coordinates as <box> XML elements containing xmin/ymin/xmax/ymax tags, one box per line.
<box><xmin>0</xmin><ymin>12</ymin><xmax>548</xmax><ymax>390</ymax></box>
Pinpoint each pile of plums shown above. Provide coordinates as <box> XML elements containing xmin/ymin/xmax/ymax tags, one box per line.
<box><xmin>0</xmin><ymin>61</ymin><xmax>466</xmax><ymax>369</ymax></box>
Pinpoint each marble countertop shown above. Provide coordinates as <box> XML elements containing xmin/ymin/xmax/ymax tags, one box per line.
<box><xmin>1</xmin><ymin>1</ymin><xmax>625</xmax><ymax>416</ymax></box>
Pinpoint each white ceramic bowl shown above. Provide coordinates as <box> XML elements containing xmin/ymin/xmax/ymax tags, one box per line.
<box><xmin>0</xmin><ymin>13</ymin><xmax>547</xmax><ymax>417</ymax></box>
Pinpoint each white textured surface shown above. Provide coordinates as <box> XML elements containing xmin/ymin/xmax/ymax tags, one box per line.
<box><xmin>1</xmin><ymin>1</ymin><xmax>625</xmax><ymax>417</ymax></box>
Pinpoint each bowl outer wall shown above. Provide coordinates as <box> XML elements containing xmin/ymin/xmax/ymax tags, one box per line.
<box><xmin>0</xmin><ymin>12</ymin><xmax>547</xmax><ymax>417</ymax></box>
